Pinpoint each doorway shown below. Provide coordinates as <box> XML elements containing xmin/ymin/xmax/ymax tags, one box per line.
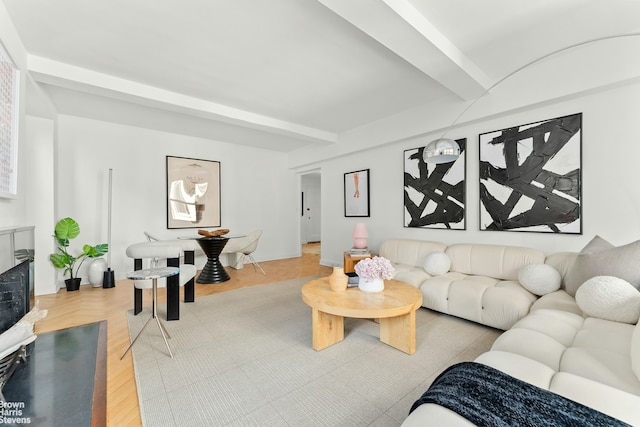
<box><xmin>301</xmin><ymin>172</ymin><xmax>321</xmax><ymax>245</ymax></box>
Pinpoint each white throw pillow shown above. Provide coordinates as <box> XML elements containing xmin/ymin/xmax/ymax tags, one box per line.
<box><xmin>423</xmin><ymin>252</ymin><xmax>451</xmax><ymax>276</ymax></box>
<box><xmin>518</xmin><ymin>264</ymin><xmax>562</xmax><ymax>296</ymax></box>
<box><xmin>575</xmin><ymin>276</ymin><xmax>640</xmax><ymax>324</ymax></box>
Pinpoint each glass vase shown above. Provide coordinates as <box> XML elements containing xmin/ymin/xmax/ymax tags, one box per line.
<box><xmin>329</xmin><ymin>267</ymin><xmax>348</xmax><ymax>291</ymax></box>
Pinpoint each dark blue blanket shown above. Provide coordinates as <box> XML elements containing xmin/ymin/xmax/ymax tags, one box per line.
<box><xmin>409</xmin><ymin>362</ymin><xmax>630</xmax><ymax>427</ymax></box>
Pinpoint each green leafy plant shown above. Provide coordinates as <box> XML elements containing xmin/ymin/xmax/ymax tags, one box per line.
<box><xmin>49</xmin><ymin>217</ymin><xmax>108</xmax><ymax>280</ymax></box>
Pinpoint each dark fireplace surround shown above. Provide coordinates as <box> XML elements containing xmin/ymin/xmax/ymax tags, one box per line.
<box><xmin>0</xmin><ymin>260</ymin><xmax>30</xmax><ymax>334</ymax></box>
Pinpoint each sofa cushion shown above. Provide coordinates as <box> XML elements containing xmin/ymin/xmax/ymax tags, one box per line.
<box><xmin>480</xmin><ymin>282</ymin><xmax>537</xmax><ymax>330</ymax></box>
<box><xmin>561</xmin><ymin>347</ymin><xmax>640</xmax><ymax>395</ymax></box>
<box><xmin>544</xmin><ymin>252</ymin><xmax>578</xmax><ymax>290</ymax></box>
<box><xmin>393</xmin><ymin>264</ymin><xmax>430</xmax><ymax>288</ymax></box>
<box><xmin>475</xmin><ymin>351</ymin><xmax>555</xmax><ymax>390</ymax></box>
<box><xmin>490</xmin><ymin>328</ymin><xmax>567</xmax><ymax>371</ymax></box>
<box><xmin>423</xmin><ymin>251</ymin><xmax>450</xmax><ymax>276</ymax></box>
<box><xmin>632</xmin><ymin>322</ymin><xmax>640</xmax><ymax>380</ymax></box>
<box><xmin>518</xmin><ymin>264</ymin><xmax>561</xmax><ymax>296</ymax></box>
<box><xmin>419</xmin><ymin>272</ymin><xmax>466</xmax><ymax>313</ymax></box>
<box><xmin>550</xmin><ymin>373</ymin><xmax>640</xmax><ymax>427</ymax></box>
<box><xmin>572</xmin><ymin>317</ymin><xmax>634</xmax><ymax>355</ymax></box>
<box><xmin>510</xmin><ymin>309</ymin><xmax>583</xmax><ymax>347</ymax></box>
<box><xmin>560</xmin><ymin>317</ymin><xmax>640</xmax><ymax>395</ymax></box>
<box><xmin>530</xmin><ymin>290</ymin><xmax>583</xmax><ymax>316</ymax></box>
<box><xmin>564</xmin><ymin>236</ymin><xmax>640</xmax><ymax>296</ymax></box>
<box><xmin>575</xmin><ymin>276</ymin><xmax>640</xmax><ymax>324</ymax></box>
<box><xmin>379</xmin><ymin>239</ymin><xmax>447</xmax><ymax>268</ymax></box>
<box><xmin>446</xmin><ymin>244</ymin><xmax>545</xmax><ymax>281</ymax></box>
<box><xmin>421</xmin><ymin>272</ymin><xmax>537</xmax><ymax>330</ymax></box>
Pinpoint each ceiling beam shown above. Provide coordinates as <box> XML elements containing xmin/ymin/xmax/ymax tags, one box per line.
<box><xmin>27</xmin><ymin>55</ymin><xmax>338</xmax><ymax>145</ymax></box>
<box><xmin>319</xmin><ymin>0</ymin><xmax>490</xmax><ymax>100</ymax></box>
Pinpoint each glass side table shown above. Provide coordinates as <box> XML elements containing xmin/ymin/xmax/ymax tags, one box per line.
<box><xmin>121</xmin><ymin>266</ymin><xmax>179</xmax><ymax>359</ymax></box>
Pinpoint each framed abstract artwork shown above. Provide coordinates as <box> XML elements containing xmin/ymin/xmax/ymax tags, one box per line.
<box><xmin>344</xmin><ymin>169</ymin><xmax>370</xmax><ymax>217</ymax></box>
<box><xmin>404</xmin><ymin>139</ymin><xmax>466</xmax><ymax>229</ymax></box>
<box><xmin>479</xmin><ymin>113</ymin><xmax>582</xmax><ymax>234</ymax></box>
<box><xmin>0</xmin><ymin>42</ymin><xmax>20</xmax><ymax>199</ymax></box>
<box><xmin>166</xmin><ymin>156</ymin><xmax>221</xmax><ymax>229</ymax></box>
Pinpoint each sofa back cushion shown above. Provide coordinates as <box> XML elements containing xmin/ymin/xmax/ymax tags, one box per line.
<box><xmin>563</xmin><ymin>236</ymin><xmax>640</xmax><ymax>296</ymax></box>
<box><xmin>379</xmin><ymin>239</ymin><xmax>447</xmax><ymax>268</ymax></box>
<box><xmin>544</xmin><ymin>252</ymin><xmax>578</xmax><ymax>290</ymax></box>
<box><xmin>446</xmin><ymin>243</ymin><xmax>546</xmax><ymax>281</ymax></box>
<box><xmin>633</xmin><ymin>321</ymin><xmax>640</xmax><ymax>381</ymax></box>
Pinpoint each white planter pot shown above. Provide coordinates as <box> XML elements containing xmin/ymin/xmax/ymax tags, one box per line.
<box><xmin>358</xmin><ymin>277</ymin><xmax>384</xmax><ymax>293</ymax></box>
<box><xmin>88</xmin><ymin>258</ymin><xmax>108</xmax><ymax>287</ymax></box>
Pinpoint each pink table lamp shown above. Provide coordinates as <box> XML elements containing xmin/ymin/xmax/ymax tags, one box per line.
<box><xmin>352</xmin><ymin>223</ymin><xmax>368</xmax><ymax>249</ymax></box>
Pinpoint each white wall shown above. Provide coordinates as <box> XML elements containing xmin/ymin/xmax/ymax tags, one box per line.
<box><xmin>316</xmin><ymin>80</ymin><xmax>640</xmax><ymax>267</ymax></box>
<box><xmin>24</xmin><ymin>115</ymin><xmax>56</xmax><ymax>295</ymax></box>
<box><xmin>53</xmin><ymin>116</ymin><xmax>299</xmax><ymax>288</ymax></box>
<box><xmin>4</xmin><ymin>21</ymin><xmax>639</xmax><ymax>293</ymax></box>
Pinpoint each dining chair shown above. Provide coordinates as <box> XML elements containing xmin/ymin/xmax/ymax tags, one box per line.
<box><xmin>221</xmin><ymin>229</ymin><xmax>266</xmax><ymax>274</ymax></box>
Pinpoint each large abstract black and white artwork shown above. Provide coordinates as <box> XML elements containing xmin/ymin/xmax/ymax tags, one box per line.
<box><xmin>479</xmin><ymin>113</ymin><xmax>582</xmax><ymax>234</ymax></box>
<box><xmin>404</xmin><ymin>139</ymin><xmax>466</xmax><ymax>229</ymax></box>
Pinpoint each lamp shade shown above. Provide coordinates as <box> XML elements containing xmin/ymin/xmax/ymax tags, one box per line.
<box><xmin>352</xmin><ymin>223</ymin><xmax>368</xmax><ymax>249</ymax></box>
<box><xmin>423</xmin><ymin>138</ymin><xmax>460</xmax><ymax>164</ymax></box>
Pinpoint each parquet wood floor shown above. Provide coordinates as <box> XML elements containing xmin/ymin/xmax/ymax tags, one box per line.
<box><xmin>33</xmin><ymin>247</ymin><xmax>331</xmax><ymax>427</ymax></box>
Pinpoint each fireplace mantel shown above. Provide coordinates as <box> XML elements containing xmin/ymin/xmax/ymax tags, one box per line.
<box><xmin>0</xmin><ymin>226</ymin><xmax>35</xmax><ymax>265</ymax></box>
<box><xmin>0</xmin><ymin>225</ymin><xmax>34</xmax><ymax>291</ymax></box>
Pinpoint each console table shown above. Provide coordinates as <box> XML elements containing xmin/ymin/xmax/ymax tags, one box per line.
<box><xmin>343</xmin><ymin>251</ymin><xmax>377</xmax><ymax>274</ymax></box>
<box><xmin>2</xmin><ymin>321</ymin><xmax>107</xmax><ymax>426</ymax></box>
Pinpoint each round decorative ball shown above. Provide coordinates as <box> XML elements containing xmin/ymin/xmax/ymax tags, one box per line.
<box><xmin>423</xmin><ymin>252</ymin><xmax>451</xmax><ymax>276</ymax></box>
<box><xmin>575</xmin><ymin>276</ymin><xmax>640</xmax><ymax>324</ymax></box>
<box><xmin>518</xmin><ymin>264</ymin><xmax>561</xmax><ymax>296</ymax></box>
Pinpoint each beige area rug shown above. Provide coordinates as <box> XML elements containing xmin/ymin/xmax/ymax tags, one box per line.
<box><xmin>126</xmin><ymin>277</ymin><xmax>501</xmax><ymax>426</ymax></box>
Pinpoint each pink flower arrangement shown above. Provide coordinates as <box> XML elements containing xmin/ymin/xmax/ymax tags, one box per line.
<box><xmin>355</xmin><ymin>256</ymin><xmax>395</xmax><ymax>282</ymax></box>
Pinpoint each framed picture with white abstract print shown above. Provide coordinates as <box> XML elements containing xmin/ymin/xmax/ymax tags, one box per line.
<box><xmin>479</xmin><ymin>113</ymin><xmax>582</xmax><ymax>234</ymax></box>
<box><xmin>404</xmin><ymin>138</ymin><xmax>466</xmax><ymax>229</ymax></box>
<box><xmin>166</xmin><ymin>156</ymin><xmax>221</xmax><ymax>229</ymax></box>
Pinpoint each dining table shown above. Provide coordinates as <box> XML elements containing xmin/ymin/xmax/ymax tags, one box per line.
<box><xmin>181</xmin><ymin>234</ymin><xmax>244</xmax><ymax>284</ymax></box>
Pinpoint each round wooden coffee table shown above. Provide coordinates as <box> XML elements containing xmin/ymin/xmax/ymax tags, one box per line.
<box><xmin>301</xmin><ymin>278</ymin><xmax>422</xmax><ymax>354</ymax></box>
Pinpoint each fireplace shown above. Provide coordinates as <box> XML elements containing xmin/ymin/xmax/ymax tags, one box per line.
<box><xmin>0</xmin><ymin>226</ymin><xmax>34</xmax><ymax>334</ymax></box>
<box><xmin>0</xmin><ymin>260</ymin><xmax>30</xmax><ymax>334</ymax></box>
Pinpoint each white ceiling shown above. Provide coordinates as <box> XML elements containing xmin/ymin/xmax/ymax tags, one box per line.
<box><xmin>3</xmin><ymin>0</ymin><xmax>640</xmax><ymax>151</ymax></box>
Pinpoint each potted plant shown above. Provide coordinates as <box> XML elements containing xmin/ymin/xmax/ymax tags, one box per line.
<box><xmin>354</xmin><ymin>256</ymin><xmax>395</xmax><ymax>293</ymax></box>
<box><xmin>49</xmin><ymin>217</ymin><xmax>108</xmax><ymax>291</ymax></box>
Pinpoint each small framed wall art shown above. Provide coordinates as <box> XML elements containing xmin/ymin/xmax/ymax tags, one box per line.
<box><xmin>403</xmin><ymin>138</ymin><xmax>466</xmax><ymax>229</ymax></box>
<box><xmin>344</xmin><ymin>169</ymin><xmax>370</xmax><ymax>217</ymax></box>
<box><xmin>479</xmin><ymin>113</ymin><xmax>582</xmax><ymax>234</ymax></box>
<box><xmin>166</xmin><ymin>156</ymin><xmax>221</xmax><ymax>229</ymax></box>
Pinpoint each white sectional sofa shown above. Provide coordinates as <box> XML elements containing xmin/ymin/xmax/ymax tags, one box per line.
<box><xmin>378</xmin><ymin>238</ymin><xmax>640</xmax><ymax>426</ymax></box>
<box><xmin>380</xmin><ymin>238</ymin><xmax>545</xmax><ymax>330</ymax></box>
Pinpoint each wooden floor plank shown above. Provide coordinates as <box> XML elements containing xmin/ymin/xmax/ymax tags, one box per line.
<box><xmin>34</xmin><ymin>246</ymin><xmax>330</xmax><ymax>427</ymax></box>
